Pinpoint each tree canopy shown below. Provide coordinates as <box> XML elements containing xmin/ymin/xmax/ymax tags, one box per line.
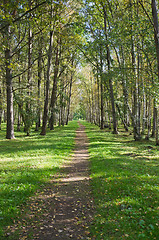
<box><xmin>0</xmin><ymin>0</ymin><xmax>159</xmax><ymax>143</ymax></box>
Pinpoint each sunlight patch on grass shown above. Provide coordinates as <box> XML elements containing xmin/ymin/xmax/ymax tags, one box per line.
<box><xmin>0</xmin><ymin>121</ymin><xmax>79</xmax><ymax>237</ymax></box>
<box><xmin>82</xmin><ymin>121</ymin><xmax>159</xmax><ymax>240</ymax></box>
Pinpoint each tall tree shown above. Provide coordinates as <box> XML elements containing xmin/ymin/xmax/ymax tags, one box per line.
<box><xmin>5</xmin><ymin>26</ymin><xmax>15</xmax><ymax>139</ymax></box>
<box><xmin>151</xmin><ymin>0</ymin><xmax>159</xmax><ymax>145</ymax></box>
<box><xmin>49</xmin><ymin>39</ymin><xmax>60</xmax><ymax>130</ymax></box>
<box><xmin>40</xmin><ymin>30</ymin><xmax>53</xmax><ymax>135</ymax></box>
<box><xmin>66</xmin><ymin>59</ymin><xmax>74</xmax><ymax>125</ymax></box>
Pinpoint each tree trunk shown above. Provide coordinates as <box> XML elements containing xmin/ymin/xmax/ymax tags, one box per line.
<box><xmin>16</xmin><ymin>26</ymin><xmax>21</xmax><ymax>132</ymax></box>
<box><xmin>100</xmin><ymin>77</ymin><xmax>104</xmax><ymax>129</ymax></box>
<box><xmin>137</xmin><ymin>44</ymin><xmax>141</xmax><ymax>138</ymax></box>
<box><xmin>129</xmin><ymin>0</ymin><xmax>141</xmax><ymax>140</ymax></box>
<box><xmin>97</xmin><ymin>75</ymin><xmax>100</xmax><ymax>126</ymax></box>
<box><xmin>109</xmin><ymin>77</ymin><xmax>118</xmax><ymax>134</ymax></box>
<box><xmin>141</xmin><ymin>85</ymin><xmax>146</xmax><ymax>135</ymax></box>
<box><xmin>145</xmin><ymin>95</ymin><xmax>151</xmax><ymax>140</ymax></box>
<box><xmin>25</xmin><ymin>0</ymin><xmax>32</xmax><ymax>136</ymax></box>
<box><xmin>49</xmin><ymin>43</ymin><xmax>59</xmax><ymax>130</ymax></box>
<box><xmin>152</xmin><ymin>0</ymin><xmax>159</xmax><ymax>78</ymax></box>
<box><xmin>17</xmin><ymin>111</ymin><xmax>21</xmax><ymax>131</ymax></box>
<box><xmin>108</xmin><ymin>102</ymin><xmax>111</xmax><ymax>130</ymax></box>
<box><xmin>5</xmin><ymin>47</ymin><xmax>14</xmax><ymax>139</ymax></box>
<box><xmin>151</xmin><ymin>100</ymin><xmax>156</xmax><ymax>137</ymax></box>
<box><xmin>99</xmin><ymin>45</ymin><xmax>104</xmax><ymax>129</ymax></box>
<box><xmin>63</xmin><ymin>75</ymin><xmax>67</xmax><ymax>126</ymax></box>
<box><xmin>40</xmin><ymin>30</ymin><xmax>53</xmax><ymax>135</ymax></box>
<box><xmin>103</xmin><ymin>7</ymin><xmax>118</xmax><ymax>134</ymax></box>
<box><xmin>155</xmin><ymin>107</ymin><xmax>159</xmax><ymax>145</ymax></box>
<box><xmin>105</xmin><ymin>99</ymin><xmax>109</xmax><ymax>128</ymax></box>
<box><xmin>151</xmin><ymin>0</ymin><xmax>159</xmax><ymax>145</ymax></box>
<box><xmin>17</xmin><ymin>77</ymin><xmax>21</xmax><ymax>132</ymax></box>
<box><xmin>120</xmin><ymin>45</ymin><xmax>129</xmax><ymax>127</ymax></box>
<box><xmin>119</xmin><ymin>47</ymin><xmax>139</xmax><ymax>137</ymax></box>
<box><xmin>59</xmin><ymin>77</ymin><xmax>65</xmax><ymax>126</ymax></box>
<box><xmin>90</xmin><ymin>72</ymin><xmax>94</xmax><ymax>123</ymax></box>
<box><xmin>36</xmin><ymin>40</ymin><xmax>42</xmax><ymax>131</ymax></box>
<box><xmin>116</xmin><ymin>103</ymin><xmax>128</xmax><ymax>131</ymax></box>
<box><xmin>59</xmin><ymin>109</ymin><xmax>61</xmax><ymax>126</ymax></box>
<box><xmin>66</xmin><ymin>71</ymin><xmax>73</xmax><ymax>125</ymax></box>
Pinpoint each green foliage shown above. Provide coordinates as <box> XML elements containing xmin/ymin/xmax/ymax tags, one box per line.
<box><xmin>83</xmin><ymin>122</ymin><xmax>159</xmax><ymax>240</ymax></box>
<box><xmin>14</xmin><ymin>93</ymin><xmax>38</xmax><ymax>136</ymax></box>
<box><xmin>0</xmin><ymin>121</ymin><xmax>78</xmax><ymax>238</ymax></box>
<box><xmin>73</xmin><ymin>102</ymin><xmax>86</xmax><ymax>120</ymax></box>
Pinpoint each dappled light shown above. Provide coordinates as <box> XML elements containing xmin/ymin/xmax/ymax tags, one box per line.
<box><xmin>0</xmin><ymin>121</ymin><xmax>79</xmax><ymax>237</ymax></box>
<box><xmin>83</xmin><ymin>122</ymin><xmax>159</xmax><ymax>239</ymax></box>
<box><xmin>0</xmin><ymin>0</ymin><xmax>159</xmax><ymax>238</ymax></box>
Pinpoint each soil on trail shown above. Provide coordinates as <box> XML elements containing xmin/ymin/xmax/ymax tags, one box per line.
<box><xmin>6</xmin><ymin>123</ymin><xmax>94</xmax><ymax>240</ymax></box>
<box><xmin>41</xmin><ymin>123</ymin><xmax>94</xmax><ymax>240</ymax></box>
<box><xmin>36</xmin><ymin>123</ymin><xmax>94</xmax><ymax>239</ymax></box>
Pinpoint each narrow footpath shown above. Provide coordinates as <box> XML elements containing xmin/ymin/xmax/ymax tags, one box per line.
<box><xmin>8</xmin><ymin>123</ymin><xmax>94</xmax><ymax>240</ymax></box>
<box><xmin>41</xmin><ymin>122</ymin><xmax>94</xmax><ymax>239</ymax></box>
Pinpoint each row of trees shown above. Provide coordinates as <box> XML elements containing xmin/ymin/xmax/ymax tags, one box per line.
<box><xmin>0</xmin><ymin>0</ymin><xmax>82</xmax><ymax>138</ymax></box>
<box><xmin>1</xmin><ymin>0</ymin><xmax>159</xmax><ymax>144</ymax></box>
<box><xmin>77</xmin><ymin>0</ymin><xmax>159</xmax><ymax>144</ymax></box>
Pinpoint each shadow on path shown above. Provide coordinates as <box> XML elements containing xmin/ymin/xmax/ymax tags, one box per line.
<box><xmin>37</xmin><ymin>123</ymin><xmax>94</xmax><ymax>239</ymax></box>
<box><xmin>8</xmin><ymin>123</ymin><xmax>94</xmax><ymax>240</ymax></box>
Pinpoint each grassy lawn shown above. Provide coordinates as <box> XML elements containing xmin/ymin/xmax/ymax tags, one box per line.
<box><xmin>0</xmin><ymin>121</ymin><xmax>79</xmax><ymax>238</ymax></box>
<box><xmin>82</xmin><ymin>121</ymin><xmax>159</xmax><ymax>240</ymax></box>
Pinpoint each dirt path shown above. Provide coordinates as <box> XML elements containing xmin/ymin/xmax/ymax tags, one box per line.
<box><xmin>41</xmin><ymin>122</ymin><xmax>94</xmax><ymax>240</ymax></box>
<box><xmin>7</xmin><ymin>123</ymin><xmax>94</xmax><ymax>239</ymax></box>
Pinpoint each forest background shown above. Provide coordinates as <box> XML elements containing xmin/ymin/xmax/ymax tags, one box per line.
<box><xmin>0</xmin><ymin>0</ymin><xmax>159</xmax><ymax>142</ymax></box>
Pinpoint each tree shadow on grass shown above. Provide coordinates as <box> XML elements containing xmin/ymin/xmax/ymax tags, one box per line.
<box><xmin>0</xmin><ymin>166</ymin><xmax>59</xmax><ymax>228</ymax></box>
<box><xmin>0</xmin><ymin>133</ymin><xmax>75</xmax><ymax>157</ymax></box>
<box><xmin>88</xmin><ymin>138</ymin><xmax>159</xmax><ymax>239</ymax></box>
<box><xmin>0</xmin><ymin>124</ymin><xmax>78</xmax><ymax>237</ymax></box>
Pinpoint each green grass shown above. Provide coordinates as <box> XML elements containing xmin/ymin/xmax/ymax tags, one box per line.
<box><xmin>82</xmin><ymin>121</ymin><xmax>159</xmax><ymax>240</ymax></box>
<box><xmin>0</xmin><ymin>121</ymin><xmax>79</xmax><ymax>238</ymax></box>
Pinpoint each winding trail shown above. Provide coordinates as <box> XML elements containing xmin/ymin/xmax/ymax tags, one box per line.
<box><xmin>32</xmin><ymin>122</ymin><xmax>94</xmax><ymax>239</ymax></box>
